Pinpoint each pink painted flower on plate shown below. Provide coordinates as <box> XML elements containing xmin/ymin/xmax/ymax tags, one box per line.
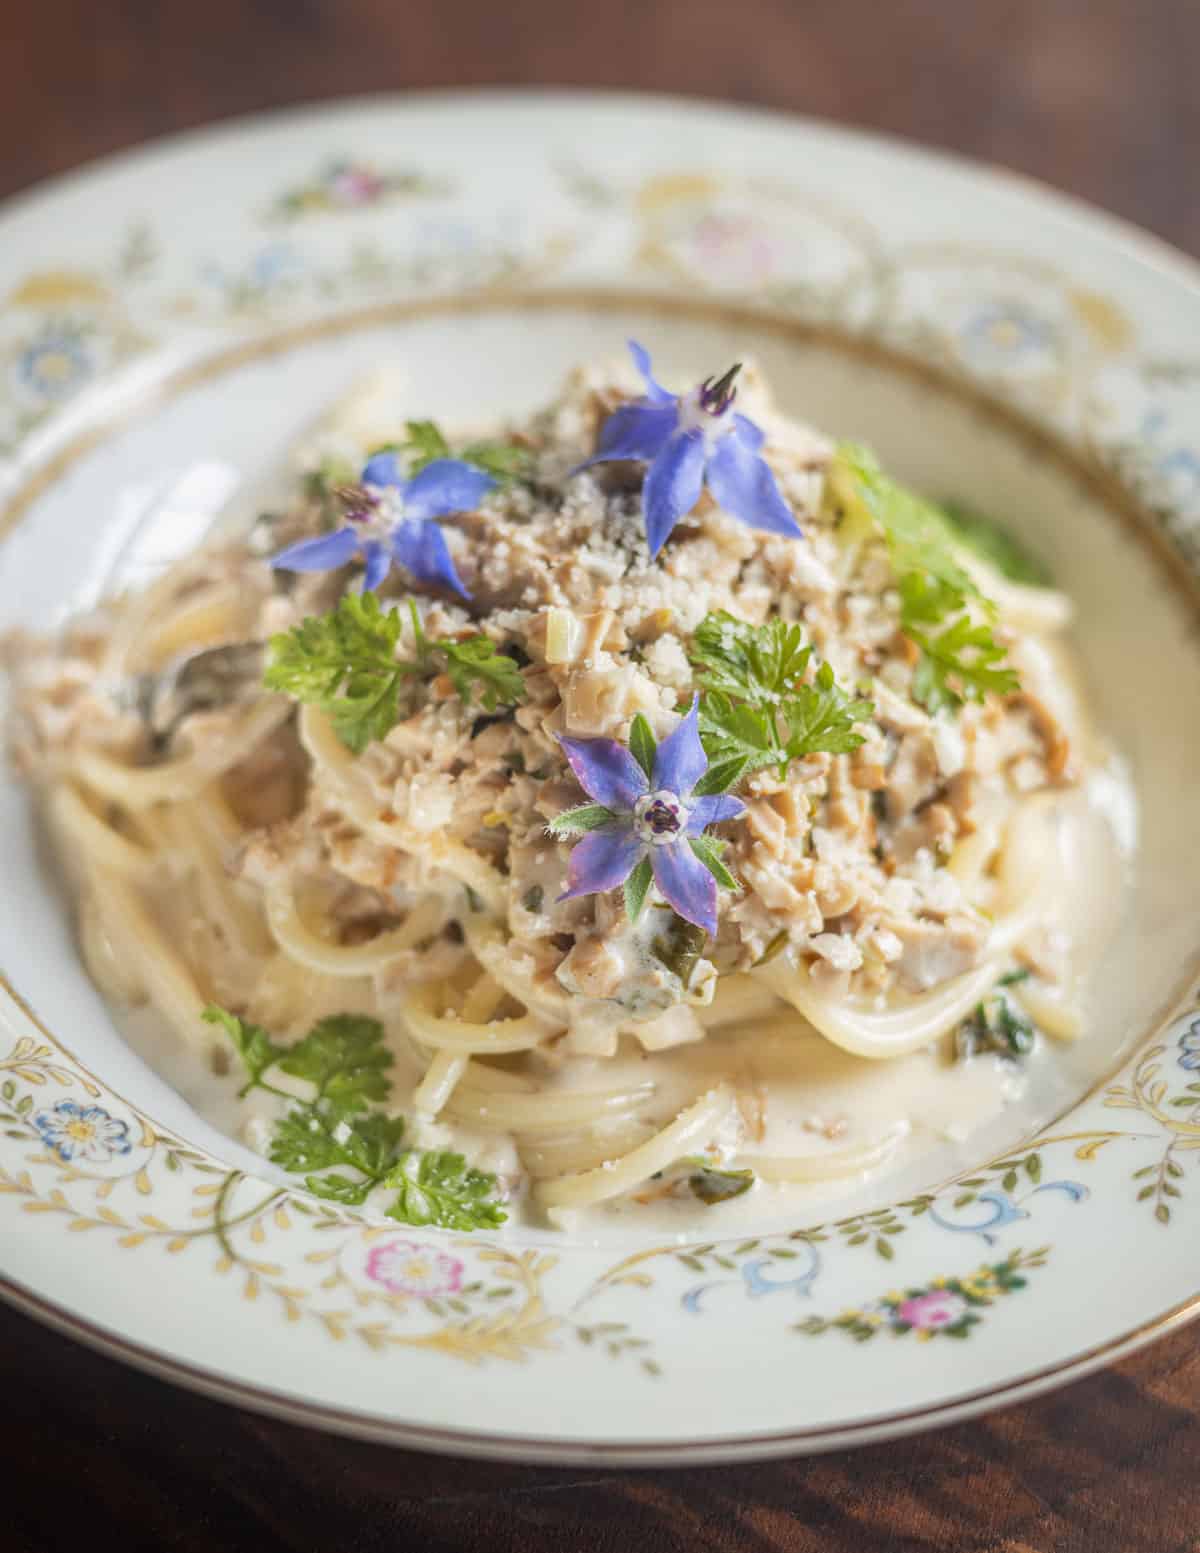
<box><xmin>364</xmin><ymin>1238</ymin><xmax>464</xmax><ymax>1298</ymax></box>
<box><xmin>328</xmin><ymin>163</ymin><xmax>385</xmax><ymax>206</ymax></box>
<box><xmin>895</xmin><ymin>1290</ymin><xmax>968</xmax><ymax>1331</ymax></box>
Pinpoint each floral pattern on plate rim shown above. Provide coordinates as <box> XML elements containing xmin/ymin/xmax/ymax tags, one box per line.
<box><xmin>3</xmin><ymin>982</ymin><xmax>1200</xmax><ymax>1374</ymax></box>
<box><xmin>1</xmin><ymin>157</ymin><xmax>1199</xmax><ymax>589</ymax></box>
<box><xmin>2</xmin><ymin>137</ymin><xmax>1200</xmax><ymax>1388</ymax></box>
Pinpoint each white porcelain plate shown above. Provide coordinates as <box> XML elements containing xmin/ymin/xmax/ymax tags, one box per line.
<box><xmin>3</xmin><ymin>92</ymin><xmax>1200</xmax><ymax>1465</ymax></box>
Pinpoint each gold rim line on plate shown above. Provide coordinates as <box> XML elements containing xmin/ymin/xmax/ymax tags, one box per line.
<box><xmin>2</xmin><ymin>287</ymin><xmax>1200</xmax><ymax>1452</ymax></box>
<box><xmin>4</xmin><ymin>285</ymin><xmax>1200</xmax><ymax>621</ymax></box>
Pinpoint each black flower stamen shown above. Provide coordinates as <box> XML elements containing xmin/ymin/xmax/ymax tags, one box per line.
<box><xmin>698</xmin><ymin>362</ymin><xmax>742</xmax><ymax>416</ymax></box>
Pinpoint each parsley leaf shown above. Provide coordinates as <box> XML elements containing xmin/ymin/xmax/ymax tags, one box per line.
<box><xmin>213</xmin><ymin>1003</ymin><xmax>507</xmax><ymax>1229</ymax></box>
<box><xmin>270</xmin><ymin>1108</ymin><xmax>410</xmax><ymax>1205</ymax></box>
<box><xmin>438</xmin><ymin>634</ymin><xmax>528</xmax><ymax>711</ymax></box>
<box><xmin>956</xmin><ymin>986</ymin><xmax>1037</xmax><ymax>1062</ymax></box>
<box><xmin>689</xmin><ymin>612</ymin><xmax>873</xmax><ymax>784</ymax></box>
<box><xmin>826</xmin><ymin>444</ymin><xmax>1020</xmax><ymax>714</ymax></box>
<box><xmin>681</xmin><ymin>1157</ymin><xmax>756</xmax><ymax>1204</ymax></box>
<box><xmin>690</xmin><ymin>612</ymin><xmax>814</xmax><ymax>704</ymax></box>
<box><xmin>396</xmin><ymin>419</ymin><xmax>452</xmax><ymax>474</ymax></box>
<box><xmin>383</xmin><ymin>1149</ymin><xmax>508</xmax><ymax>1231</ymax></box>
<box><xmin>269</xmin><ymin>1106</ymin><xmax>404</xmax><ymax>1180</ymax></box>
<box><xmin>276</xmin><ymin>1014</ymin><xmax>393</xmax><ymax>1113</ymax></box>
<box><xmin>264</xmin><ymin>591</ymin><xmax>414</xmax><ymax>754</ymax></box>
<box><xmin>264</xmin><ymin>593</ymin><xmax>526</xmax><ymax>752</ymax></box>
<box><xmin>829</xmin><ymin>444</ymin><xmax>982</xmax><ymax>603</ymax></box>
<box><xmin>938</xmin><ymin>500</ymin><xmax>1051</xmax><ymax>587</ymax></box>
<box><xmin>202</xmin><ymin>1005</ymin><xmax>288</xmax><ymax>1097</ymax></box>
<box><xmin>459</xmin><ymin>438</ymin><xmax>533</xmax><ymax>483</ymax></box>
<box><xmin>397</xmin><ymin>418</ymin><xmax>530</xmax><ymax>484</ymax></box>
<box><xmin>905</xmin><ymin>603</ymin><xmax>1021</xmax><ymax>714</ymax></box>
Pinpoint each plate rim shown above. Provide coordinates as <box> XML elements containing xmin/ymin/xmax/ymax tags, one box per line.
<box><xmin>4</xmin><ymin>87</ymin><xmax>1200</xmax><ymax>1462</ymax></box>
<box><xmin>4</xmin><ymin>1268</ymin><xmax>1197</xmax><ymax>1466</ymax></box>
<box><xmin>5</xmin><ymin>85</ymin><xmax>1200</xmax><ymax>297</ymax></box>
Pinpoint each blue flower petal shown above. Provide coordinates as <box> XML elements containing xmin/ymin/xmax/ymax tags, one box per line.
<box><xmin>391</xmin><ymin>518</ymin><xmax>471</xmax><ymax>598</ymax></box>
<box><xmin>644</xmin><ymin>429</ymin><xmax>707</xmax><ymax>558</ymax></box>
<box><xmin>652</xmin><ymin>695</ymin><xmax>706</xmax><ymax>798</ymax></box>
<box><xmin>733</xmin><ymin>413</ymin><xmax>765</xmax><ymax>451</ymax></box>
<box><xmin>688</xmin><ymin>793</ymin><xmax>746</xmax><ymax>830</ymax></box>
<box><xmin>705</xmin><ymin>434</ymin><xmax>803</xmax><ymax>538</ymax></box>
<box><xmin>271</xmin><ymin>525</ymin><xmax>362</xmax><ymax>573</ymax></box>
<box><xmin>585</xmin><ymin>403</ymin><xmax>678</xmax><ymax>465</ymax></box>
<box><xmin>557</xmin><ymin>825</ymin><xmax>644</xmax><ymax>901</ymax></box>
<box><xmin>558</xmin><ymin>735</ymin><xmax>649</xmax><ymax>811</ymax></box>
<box><xmin>651</xmin><ymin>839</ymin><xmax>718</xmax><ymax>936</ymax></box>
<box><xmin>360</xmin><ymin>539</ymin><xmax>391</xmax><ymax>593</ymax></box>
<box><xmin>403</xmin><ymin>458</ymin><xmax>495</xmax><ymax>521</ymax></box>
<box><xmin>361</xmin><ymin>451</ymin><xmax>406</xmax><ymax>489</ymax></box>
<box><xmin>628</xmin><ymin>339</ymin><xmax>675</xmax><ymax>405</ymax></box>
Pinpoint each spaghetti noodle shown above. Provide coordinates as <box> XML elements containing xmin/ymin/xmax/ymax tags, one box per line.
<box><xmin>2</xmin><ymin>353</ymin><xmax>1132</xmax><ymax>1228</ymax></box>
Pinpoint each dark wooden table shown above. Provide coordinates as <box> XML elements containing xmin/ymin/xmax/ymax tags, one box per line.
<box><xmin>4</xmin><ymin>4</ymin><xmax>1200</xmax><ymax>1550</ymax></box>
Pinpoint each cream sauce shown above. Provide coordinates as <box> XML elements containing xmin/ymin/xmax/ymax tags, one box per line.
<box><xmin>105</xmin><ymin>762</ymin><xmax>1132</xmax><ymax>1241</ymax></box>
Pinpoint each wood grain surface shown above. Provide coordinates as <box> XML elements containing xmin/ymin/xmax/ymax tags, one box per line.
<box><xmin>3</xmin><ymin>3</ymin><xmax>1200</xmax><ymax>1550</ymax></box>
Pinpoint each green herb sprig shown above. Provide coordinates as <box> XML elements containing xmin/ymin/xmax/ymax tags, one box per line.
<box><xmin>826</xmin><ymin>444</ymin><xmax>1020</xmax><ymax>714</ymax></box>
<box><xmin>687</xmin><ymin>612</ymin><xmax>874</xmax><ymax>787</ymax></box>
<box><xmin>263</xmin><ymin>593</ymin><xmax>526</xmax><ymax>753</ymax></box>
<box><xmin>955</xmin><ymin>974</ymin><xmax>1037</xmax><ymax>1063</ymax></box>
<box><xmin>938</xmin><ymin>500</ymin><xmax>1051</xmax><ymax>587</ymax></box>
<box><xmin>389</xmin><ymin>419</ymin><xmax>532</xmax><ymax>484</ymax></box>
<box><xmin>681</xmin><ymin>1157</ymin><xmax>756</xmax><ymax>1205</ymax></box>
<box><xmin>203</xmin><ymin>1006</ymin><xmax>506</xmax><ymax>1230</ymax></box>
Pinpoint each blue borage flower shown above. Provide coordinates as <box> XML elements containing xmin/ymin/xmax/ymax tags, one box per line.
<box><xmin>1178</xmin><ymin>1018</ymin><xmax>1200</xmax><ymax>1071</ymax></box>
<box><xmin>578</xmin><ymin>340</ymin><xmax>803</xmax><ymax>559</ymax></box>
<box><xmin>271</xmin><ymin>454</ymin><xmax>495</xmax><ymax>599</ymax></box>
<box><xmin>549</xmin><ymin>697</ymin><xmax>744</xmax><ymax>937</ymax></box>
